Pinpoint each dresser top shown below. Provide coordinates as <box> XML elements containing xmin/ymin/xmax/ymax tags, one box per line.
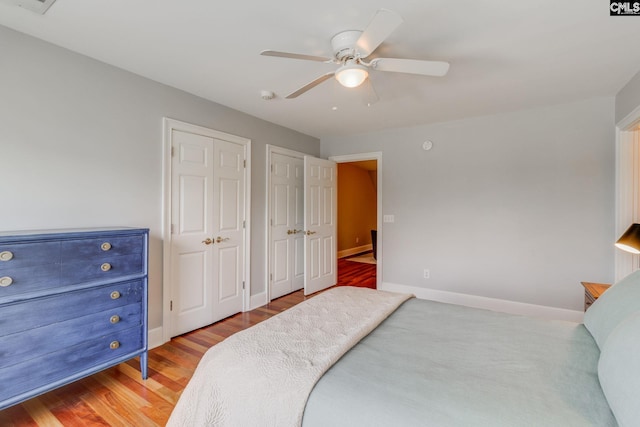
<box><xmin>0</xmin><ymin>227</ymin><xmax>148</xmax><ymax>242</ymax></box>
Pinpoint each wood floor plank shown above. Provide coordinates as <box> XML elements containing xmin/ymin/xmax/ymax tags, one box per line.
<box><xmin>49</xmin><ymin>398</ymin><xmax>110</xmax><ymax>427</ymax></box>
<box><xmin>80</xmin><ymin>375</ymin><xmax>156</xmax><ymax>427</ymax></box>
<box><xmin>0</xmin><ymin>403</ymin><xmax>38</xmax><ymax>427</ymax></box>
<box><xmin>117</xmin><ymin>362</ymin><xmax>181</xmax><ymax>405</ymax></box>
<box><xmin>21</xmin><ymin>399</ymin><xmax>63</xmax><ymax>427</ymax></box>
<box><xmin>0</xmin><ymin>260</ymin><xmax>375</xmax><ymax>425</ymax></box>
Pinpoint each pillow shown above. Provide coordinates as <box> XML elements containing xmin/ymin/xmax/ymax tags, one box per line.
<box><xmin>583</xmin><ymin>269</ymin><xmax>640</xmax><ymax>349</ymax></box>
<box><xmin>598</xmin><ymin>311</ymin><xmax>640</xmax><ymax>427</ymax></box>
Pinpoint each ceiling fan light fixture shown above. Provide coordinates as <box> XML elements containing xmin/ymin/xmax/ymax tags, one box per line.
<box><xmin>335</xmin><ymin>62</ymin><xmax>368</xmax><ymax>88</ymax></box>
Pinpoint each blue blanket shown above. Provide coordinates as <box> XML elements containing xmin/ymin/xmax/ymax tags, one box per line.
<box><xmin>303</xmin><ymin>298</ymin><xmax>616</xmax><ymax>426</ymax></box>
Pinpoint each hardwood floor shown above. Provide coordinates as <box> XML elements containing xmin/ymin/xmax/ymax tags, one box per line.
<box><xmin>337</xmin><ymin>254</ymin><xmax>376</xmax><ymax>289</ymax></box>
<box><xmin>0</xmin><ymin>260</ymin><xmax>375</xmax><ymax>426</ymax></box>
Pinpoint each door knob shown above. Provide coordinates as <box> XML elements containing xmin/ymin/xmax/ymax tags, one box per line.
<box><xmin>287</xmin><ymin>230</ymin><xmax>293</xmax><ymax>235</ymax></box>
<box><xmin>202</xmin><ymin>238</ymin><xmax>213</xmax><ymax>245</ymax></box>
<box><xmin>304</xmin><ymin>230</ymin><xmax>317</xmax><ymax>235</ymax></box>
<box><xmin>292</xmin><ymin>229</ymin><xmax>301</xmax><ymax>234</ymax></box>
<box><xmin>215</xmin><ymin>236</ymin><xmax>230</xmax><ymax>243</ymax></box>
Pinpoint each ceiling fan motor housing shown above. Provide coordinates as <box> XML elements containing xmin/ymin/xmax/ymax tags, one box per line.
<box><xmin>331</xmin><ymin>30</ymin><xmax>362</xmax><ymax>61</ymax></box>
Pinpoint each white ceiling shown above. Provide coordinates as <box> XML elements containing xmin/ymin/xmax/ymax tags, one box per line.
<box><xmin>1</xmin><ymin>0</ymin><xmax>639</xmax><ymax>138</ymax></box>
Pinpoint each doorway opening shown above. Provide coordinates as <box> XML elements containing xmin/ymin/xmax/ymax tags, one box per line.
<box><xmin>330</xmin><ymin>152</ymin><xmax>382</xmax><ymax>290</ymax></box>
<box><xmin>336</xmin><ymin>160</ymin><xmax>377</xmax><ymax>289</ymax></box>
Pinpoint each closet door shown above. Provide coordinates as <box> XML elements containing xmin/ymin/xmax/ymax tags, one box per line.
<box><xmin>211</xmin><ymin>138</ymin><xmax>246</xmax><ymax>320</ymax></box>
<box><xmin>270</xmin><ymin>153</ymin><xmax>304</xmax><ymax>299</ymax></box>
<box><xmin>170</xmin><ymin>129</ymin><xmax>245</xmax><ymax>337</ymax></box>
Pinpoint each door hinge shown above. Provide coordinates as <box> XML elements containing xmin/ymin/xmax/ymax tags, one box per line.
<box><xmin>270</xmin><ymin>273</ymin><xmax>272</xmax><ymax>281</ymax></box>
<box><xmin>171</xmin><ymin>146</ymin><xmax>175</xmax><ymax>157</ymax></box>
<box><xmin>270</xmin><ymin>219</ymin><xmax>273</xmax><ymax>226</ymax></box>
<box><xmin>243</xmin><ymin>220</ymin><xmax>246</xmax><ymax>229</ymax></box>
<box><xmin>270</xmin><ymin>164</ymin><xmax>273</xmax><ymax>173</ymax></box>
<box><xmin>170</xmin><ymin>300</ymin><xmax>173</xmax><ymax>311</ymax></box>
<box><xmin>243</xmin><ymin>159</ymin><xmax>246</xmax><ymax>168</ymax></box>
<box><xmin>171</xmin><ymin>224</ymin><xmax>174</xmax><ymax>234</ymax></box>
<box><xmin>242</xmin><ymin>281</ymin><xmax>245</xmax><ymax>290</ymax></box>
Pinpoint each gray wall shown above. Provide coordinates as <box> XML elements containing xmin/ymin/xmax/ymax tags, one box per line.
<box><xmin>616</xmin><ymin>70</ymin><xmax>640</xmax><ymax>124</ymax></box>
<box><xmin>322</xmin><ymin>97</ymin><xmax>615</xmax><ymax>311</ymax></box>
<box><xmin>0</xmin><ymin>25</ymin><xmax>320</xmax><ymax>329</ymax></box>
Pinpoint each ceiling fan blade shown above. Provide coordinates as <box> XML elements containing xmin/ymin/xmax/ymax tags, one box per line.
<box><xmin>261</xmin><ymin>50</ymin><xmax>332</xmax><ymax>63</ymax></box>
<box><xmin>371</xmin><ymin>58</ymin><xmax>450</xmax><ymax>77</ymax></box>
<box><xmin>356</xmin><ymin>9</ymin><xmax>404</xmax><ymax>58</ymax></box>
<box><xmin>285</xmin><ymin>72</ymin><xmax>335</xmax><ymax>99</ymax></box>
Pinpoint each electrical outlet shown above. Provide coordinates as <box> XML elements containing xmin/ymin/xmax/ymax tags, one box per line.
<box><xmin>423</xmin><ymin>269</ymin><xmax>430</xmax><ymax>279</ymax></box>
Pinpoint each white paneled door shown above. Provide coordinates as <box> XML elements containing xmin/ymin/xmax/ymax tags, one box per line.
<box><xmin>270</xmin><ymin>153</ymin><xmax>305</xmax><ymax>299</ymax></box>
<box><xmin>304</xmin><ymin>156</ymin><xmax>337</xmax><ymax>295</ymax></box>
<box><xmin>170</xmin><ymin>129</ymin><xmax>246</xmax><ymax>337</ymax></box>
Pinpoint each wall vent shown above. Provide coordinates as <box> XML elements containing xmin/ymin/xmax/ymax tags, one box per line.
<box><xmin>0</xmin><ymin>0</ymin><xmax>57</xmax><ymax>14</ymax></box>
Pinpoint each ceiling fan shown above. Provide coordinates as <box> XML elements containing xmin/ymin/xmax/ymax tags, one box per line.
<box><xmin>261</xmin><ymin>8</ymin><xmax>450</xmax><ymax>100</ymax></box>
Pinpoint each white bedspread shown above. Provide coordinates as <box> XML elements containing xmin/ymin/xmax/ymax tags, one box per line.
<box><xmin>166</xmin><ymin>286</ymin><xmax>412</xmax><ymax>427</ymax></box>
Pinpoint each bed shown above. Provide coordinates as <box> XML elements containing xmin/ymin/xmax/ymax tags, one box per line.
<box><xmin>167</xmin><ymin>271</ymin><xmax>640</xmax><ymax>427</ymax></box>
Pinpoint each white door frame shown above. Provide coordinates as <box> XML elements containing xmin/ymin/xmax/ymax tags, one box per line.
<box><xmin>329</xmin><ymin>152</ymin><xmax>383</xmax><ymax>289</ymax></box>
<box><xmin>162</xmin><ymin>118</ymin><xmax>251</xmax><ymax>344</ymax></box>
<box><xmin>264</xmin><ymin>144</ymin><xmax>307</xmax><ymax>304</ymax></box>
<box><xmin>615</xmin><ymin>107</ymin><xmax>640</xmax><ymax>281</ymax></box>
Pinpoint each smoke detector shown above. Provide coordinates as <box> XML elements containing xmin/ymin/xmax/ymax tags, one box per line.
<box><xmin>261</xmin><ymin>90</ymin><xmax>276</xmax><ymax>101</ymax></box>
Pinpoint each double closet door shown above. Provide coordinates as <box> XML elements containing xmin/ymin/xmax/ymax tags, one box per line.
<box><xmin>270</xmin><ymin>151</ymin><xmax>337</xmax><ymax>299</ymax></box>
<box><xmin>169</xmin><ymin>127</ymin><xmax>247</xmax><ymax>337</ymax></box>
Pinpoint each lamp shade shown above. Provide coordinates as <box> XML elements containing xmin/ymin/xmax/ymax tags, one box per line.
<box><xmin>615</xmin><ymin>223</ymin><xmax>640</xmax><ymax>254</ymax></box>
<box><xmin>335</xmin><ymin>63</ymin><xmax>368</xmax><ymax>88</ymax></box>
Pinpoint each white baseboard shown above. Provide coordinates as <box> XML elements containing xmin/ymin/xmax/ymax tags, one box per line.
<box><xmin>148</xmin><ymin>326</ymin><xmax>165</xmax><ymax>350</ymax></box>
<box><xmin>250</xmin><ymin>291</ymin><xmax>268</xmax><ymax>310</ymax></box>
<box><xmin>380</xmin><ymin>282</ymin><xmax>584</xmax><ymax>322</ymax></box>
<box><xmin>338</xmin><ymin>244</ymin><xmax>373</xmax><ymax>259</ymax></box>
<box><xmin>150</xmin><ymin>291</ymin><xmax>268</xmax><ymax>351</ymax></box>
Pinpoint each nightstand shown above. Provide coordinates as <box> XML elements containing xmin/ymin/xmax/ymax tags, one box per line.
<box><xmin>581</xmin><ymin>281</ymin><xmax>611</xmax><ymax>311</ymax></box>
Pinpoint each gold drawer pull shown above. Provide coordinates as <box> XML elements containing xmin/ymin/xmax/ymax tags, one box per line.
<box><xmin>101</xmin><ymin>263</ymin><xmax>112</xmax><ymax>272</ymax></box>
<box><xmin>0</xmin><ymin>276</ymin><xmax>13</xmax><ymax>287</ymax></box>
<box><xmin>0</xmin><ymin>251</ymin><xmax>13</xmax><ymax>261</ymax></box>
<box><xmin>101</xmin><ymin>242</ymin><xmax>112</xmax><ymax>251</ymax></box>
<box><xmin>110</xmin><ymin>315</ymin><xmax>120</xmax><ymax>324</ymax></box>
<box><xmin>110</xmin><ymin>341</ymin><xmax>120</xmax><ymax>350</ymax></box>
<box><xmin>110</xmin><ymin>290</ymin><xmax>121</xmax><ymax>300</ymax></box>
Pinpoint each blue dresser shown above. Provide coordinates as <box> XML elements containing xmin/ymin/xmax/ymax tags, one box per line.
<box><xmin>0</xmin><ymin>227</ymin><xmax>148</xmax><ymax>410</ymax></box>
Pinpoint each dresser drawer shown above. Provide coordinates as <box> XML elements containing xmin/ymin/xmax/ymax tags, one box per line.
<box><xmin>0</xmin><ymin>263</ymin><xmax>61</xmax><ymax>299</ymax></box>
<box><xmin>0</xmin><ymin>253</ymin><xmax>144</xmax><ymax>300</ymax></box>
<box><xmin>0</xmin><ymin>302</ymin><xmax>142</xmax><ymax>366</ymax></box>
<box><xmin>61</xmin><ymin>253</ymin><xmax>144</xmax><ymax>283</ymax></box>
<box><xmin>0</xmin><ymin>326</ymin><xmax>144</xmax><ymax>404</ymax></box>
<box><xmin>0</xmin><ymin>279</ymin><xmax>144</xmax><ymax>337</ymax></box>
<box><xmin>0</xmin><ymin>241</ymin><xmax>60</xmax><ymax>270</ymax></box>
<box><xmin>61</xmin><ymin>235</ymin><xmax>144</xmax><ymax>262</ymax></box>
